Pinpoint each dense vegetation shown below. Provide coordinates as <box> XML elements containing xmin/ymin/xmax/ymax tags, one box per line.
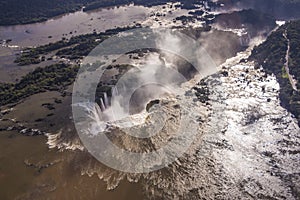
<box><xmin>249</xmin><ymin>20</ymin><xmax>300</xmax><ymax>126</ymax></box>
<box><xmin>0</xmin><ymin>62</ymin><xmax>134</xmax><ymax>107</ymax></box>
<box><xmin>15</xmin><ymin>26</ymin><xmax>139</xmax><ymax>65</ymax></box>
<box><xmin>0</xmin><ymin>0</ymin><xmax>86</xmax><ymax>25</ymax></box>
<box><xmin>15</xmin><ymin>33</ymin><xmax>106</xmax><ymax>65</ymax></box>
<box><xmin>0</xmin><ymin>0</ymin><xmax>212</xmax><ymax>26</ymax></box>
<box><xmin>0</xmin><ymin>64</ymin><xmax>79</xmax><ymax>106</ymax></box>
<box><xmin>287</xmin><ymin>21</ymin><xmax>300</xmax><ymax>89</ymax></box>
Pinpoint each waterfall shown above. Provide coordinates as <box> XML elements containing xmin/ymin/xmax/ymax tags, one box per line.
<box><xmin>104</xmin><ymin>92</ymin><xmax>109</xmax><ymax>108</ymax></box>
<box><xmin>112</xmin><ymin>87</ymin><xmax>119</xmax><ymax>97</ymax></box>
<box><xmin>100</xmin><ymin>98</ymin><xmax>106</xmax><ymax>111</ymax></box>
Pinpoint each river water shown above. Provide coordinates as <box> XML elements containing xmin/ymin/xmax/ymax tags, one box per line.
<box><xmin>0</xmin><ymin>3</ymin><xmax>190</xmax><ymax>82</ymax></box>
<box><xmin>0</xmin><ymin>5</ymin><xmax>149</xmax><ymax>82</ymax></box>
<box><xmin>0</xmin><ymin>5</ymin><xmax>148</xmax><ymax>47</ymax></box>
<box><xmin>0</xmin><ymin>3</ymin><xmax>189</xmax><ymax>47</ymax></box>
<box><xmin>0</xmin><ymin>3</ymin><xmax>192</xmax><ymax>199</ymax></box>
<box><xmin>0</xmin><ymin>131</ymin><xmax>145</xmax><ymax>199</ymax></box>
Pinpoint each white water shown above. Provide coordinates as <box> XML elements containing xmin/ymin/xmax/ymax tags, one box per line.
<box><xmin>46</xmin><ymin>40</ymin><xmax>300</xmax><ymax>199</ymax></box>
<box><xmin>43</xmin><ymin>6</ymin><xmax>300</xmax><ymax>200</ymax></box>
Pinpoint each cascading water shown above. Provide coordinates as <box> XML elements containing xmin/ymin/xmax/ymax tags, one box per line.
<box><xmin>46</xmin><ymin>27</ymin><xmax>300</xmax><ymax>199</ymax></box>
<box><xmin>104</xmin><ymin>92</ymin><xmax>109</xmax><ymax>108</ymax></box>
<box><xmin>99</xmin><ymin>98</ymin><xmax>106</xmax><ymax>111</ymax></box>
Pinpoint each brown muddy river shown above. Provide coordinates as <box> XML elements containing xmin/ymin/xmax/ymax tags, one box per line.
<box><xmin>0</xmin><ymin>3</ymin><xmax>189</xmax><ymax>83</ymax></box>
<box><xmin>0</xmin><ymin>3</ymin><xmax>195</xmax><ymax>199</ymax></box>
<box><xmin>0</xmin><ymin>4</ymin><xmax>165</xmax><ymax>199</ymax></box>
<box><xmin>0</xmin><ymin>131</ymin><xmax>145</xmax><ymax>199</ymax></box>
<box><xmin>0</xmin><ymin>3</ymin><xmax>188</xmax><ymax>47</ymax></box>
<box><xmin>0</xmin><ymin>5</ymin><xmax>150</xmax><ymax>83</ymax></box>
<box><xmin>0</xmin><ymin>5</ymin><xmax>149</xmax><ymax>47</ymax></box>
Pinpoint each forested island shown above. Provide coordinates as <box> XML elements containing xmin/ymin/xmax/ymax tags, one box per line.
<box><xmin>0</xmin><ymin>63</ymin><xmax>78</xmax><ymax>106</ymax></box>
<box><xmin>1</xmin><ymin>25</ymin><xmax>143</xmax><ymax>106</ymax></box>
<box><xmin>14</xmin><ymin>26</ymin><xmax>139</xmax><ymax>65</ymax></box>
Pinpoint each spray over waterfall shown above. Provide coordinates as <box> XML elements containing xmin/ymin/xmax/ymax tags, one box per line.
<box><xmin>46</xmin><ymin>26</ymin><xmax>300</xmax><ymax>199</ymax></box>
